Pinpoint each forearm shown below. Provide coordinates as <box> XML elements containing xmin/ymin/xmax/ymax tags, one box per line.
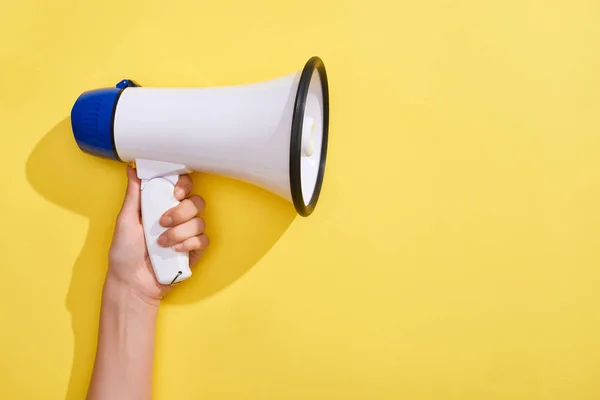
<box><xmin>87</xmin><ymin>278</ymin><xmax>159</xmax><ymax>400</ymax></box>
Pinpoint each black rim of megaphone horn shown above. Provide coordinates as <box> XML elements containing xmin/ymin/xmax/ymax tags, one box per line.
<box><xmin>289</xmin><ymin>56</ymin><xmax>329</xmax><ymax>217</ymax></box>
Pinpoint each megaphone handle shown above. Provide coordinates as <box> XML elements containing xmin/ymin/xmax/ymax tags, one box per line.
<box><xmin>140</xmin><ymin>174</ymin><xmax>192</xmax><ymax>286</ymax></box>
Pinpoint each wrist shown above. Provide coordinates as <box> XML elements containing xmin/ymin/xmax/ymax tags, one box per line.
<box><xmin>88</xmin><ymin>273</ymin><xmax>159</xmax><ymax>400</ymax></box>
<box><xmin>102</xmin><ymin>274</ymin><xmax>161</xmax><ymax>311</ymax></box>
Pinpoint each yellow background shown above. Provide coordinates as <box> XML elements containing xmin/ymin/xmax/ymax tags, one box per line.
<box><xmin>1</xmin><ymin>0</ymin><xmax>600</xmax><ymax>398</ymax></box>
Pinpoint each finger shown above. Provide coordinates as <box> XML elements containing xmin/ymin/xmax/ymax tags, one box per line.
<box><xmin>174</xmin><ymin>174</ymin><xmax>193</xmax><ymax>201</ymax></box>
<box><xmin>160</xmin><ymin>195</ymin><xmax>206</xmax><ymax>227</ymax></box>
<box><xmin>158</xmin><ymin>217</ymin><xmax>205</xmax><ymax>247</ymax></box>
<box><xmin>173</xmin><ymin>234</ymin><xmax>210</xmax><ymax>252</ymax></box>
<box><xmin>118</xmin><ymin>166</ymin><xmax>141</xmax><ymax>222</ymax></box>
<box><xmin>189</xmin><ymin>249</ymin><xmax>205</xmax><ymax>267</ymax></box>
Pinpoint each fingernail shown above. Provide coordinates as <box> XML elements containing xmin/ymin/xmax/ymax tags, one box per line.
<box><xmin>175</xmin><ymin>188</ymin><xmax>185</xmax><ymax>200</ymax></box>
<box><xmin>161</xmin><ymin>215</ymin><xmax>172</xmax><ymax>226</ymax></box>
<box><xmin>158</xmin><ymin>235</ymin><xmax>168</xmax><ymax>246</ymax></box>
<box><xmin>174</xmin><ymin>243</ymin><xmax>184</xmax><ymax>251</ymax></box>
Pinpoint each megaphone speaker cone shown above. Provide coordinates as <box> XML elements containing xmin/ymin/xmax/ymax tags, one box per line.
<box><xmin>290</xmin><ymin>56</ymin><xmax>329</xmax><ymax>217</ymax></box>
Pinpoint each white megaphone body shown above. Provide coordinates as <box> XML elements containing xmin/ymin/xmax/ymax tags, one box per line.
<box><xmin>70</xmin><ymin>56</ymin><xmax>329</xmax><ymax>285</ymax></box>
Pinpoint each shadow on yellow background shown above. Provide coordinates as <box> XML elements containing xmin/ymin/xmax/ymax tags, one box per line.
<box><xmin>26</xmin><ymin>118</ymin><xmax>296</xmax><ymax>399</ymax></box>
<box><xmin>4</xmin><ymin>0</ymin><xmax>600</xmax><ymax>398</ymax></box>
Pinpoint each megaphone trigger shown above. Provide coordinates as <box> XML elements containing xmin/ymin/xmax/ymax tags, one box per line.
<box><xmin>134</xmin><ymin>159</ymin><xmax>191</xmax><ymax>285</ymax></box>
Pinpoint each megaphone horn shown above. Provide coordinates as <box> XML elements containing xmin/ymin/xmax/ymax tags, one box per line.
<box><xmin>70</xmin><ymin>56</ymin><xmax>330</xmax><ymax>285</ymax></box>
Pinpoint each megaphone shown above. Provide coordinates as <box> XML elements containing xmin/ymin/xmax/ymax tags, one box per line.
<box><xmin>70</xmin><ymin>56</ymin><xmax>329</xmax><ymax>285</ymax></box>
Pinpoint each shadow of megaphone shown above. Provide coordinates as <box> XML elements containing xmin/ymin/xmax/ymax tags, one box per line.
<box><xmin>26</xmin><ymin>117</ymin><xmax>296</xmax><ymax>399</ymax></box>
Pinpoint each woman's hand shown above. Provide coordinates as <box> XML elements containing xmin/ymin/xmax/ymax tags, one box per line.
<box><xmin>106</xmin><ymin>165</ymin><xmax>209</xmax><ymax>303</ymax></box>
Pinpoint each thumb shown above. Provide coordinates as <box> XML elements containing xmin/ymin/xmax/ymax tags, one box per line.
<box><xmin>118</xmin><ymin>165</ymin><xmax>142</xmax><ymax>221</ymax></box>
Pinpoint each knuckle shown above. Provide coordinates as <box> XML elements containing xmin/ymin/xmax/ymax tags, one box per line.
<box><xmin>174</xmin><ymin>199</ymin><xmax>195</xmax><ymax>220</ymax></box>
<box><xmin>183</xmin><ymin>197</ymin><xmax>196</xmax><ymax>210</ymax></box>
<box><xmin>195</xmin><ymin>217</ymin><xmax>206</xmax><ymax>231</ymax></box>
<box><xmin>179</xmin><ymin>174</ymin><xmax>192</xmax><ymax>184</ymax></box>
<box><xmin>191</xmin><ymin>195</ymin><xmax>206</xmax><ymax>210</ymax></box>
<box><xmin>181</xmin><ymin>176</ymin><xmax>193</xmax><ymax>189</ymax></box>
<box><xmin>184</xmin><ymin>197</ymin><xmax>198</xmax><ymax>211</ymax></box>
<box><xmin>175</xmin><ymin>176</ymin><xmax>193</xmax><ymax>197</ymax></box>
<box><xmin>188</xmin><ymin>236</ymin><xmax>202</xmax><ymax>250</ymax></box>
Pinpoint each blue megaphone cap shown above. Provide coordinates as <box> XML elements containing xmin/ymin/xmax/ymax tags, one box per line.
<box><xmin>70</xmin><ymin>79</ymin><xmax>138</xmax><ymax>161</ymax></box>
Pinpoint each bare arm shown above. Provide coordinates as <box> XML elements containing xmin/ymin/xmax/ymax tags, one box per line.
<box><xmin>86</xmin><ymin>166</ymin><xmax>209</xmax><ymax>400</ymax></box>
<box><xmin>87</xmin><ymin>279</ymin><xmax>159</xmax><ymax>400</ymax></box>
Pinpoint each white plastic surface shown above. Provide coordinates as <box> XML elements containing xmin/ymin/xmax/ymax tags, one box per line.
<box><xmin>137</xmin><ymin>160</ymin><xmax>191</xmax><ymax>285</ymax></box>
<box><xmin>136</xmin><ymin>158</ymin><xmax>189</xmax><ymax>180</ymax></box>
<box><xmin>113</xmin><ymin>72</ymin><xmax>302</xmax><ymax>201</ymax></box>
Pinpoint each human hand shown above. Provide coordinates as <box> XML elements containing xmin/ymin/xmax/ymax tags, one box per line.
<box><xmin>105</xmin><ymin>166</ymin><xmax>209</xmax><ymax>303</ymax></box>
